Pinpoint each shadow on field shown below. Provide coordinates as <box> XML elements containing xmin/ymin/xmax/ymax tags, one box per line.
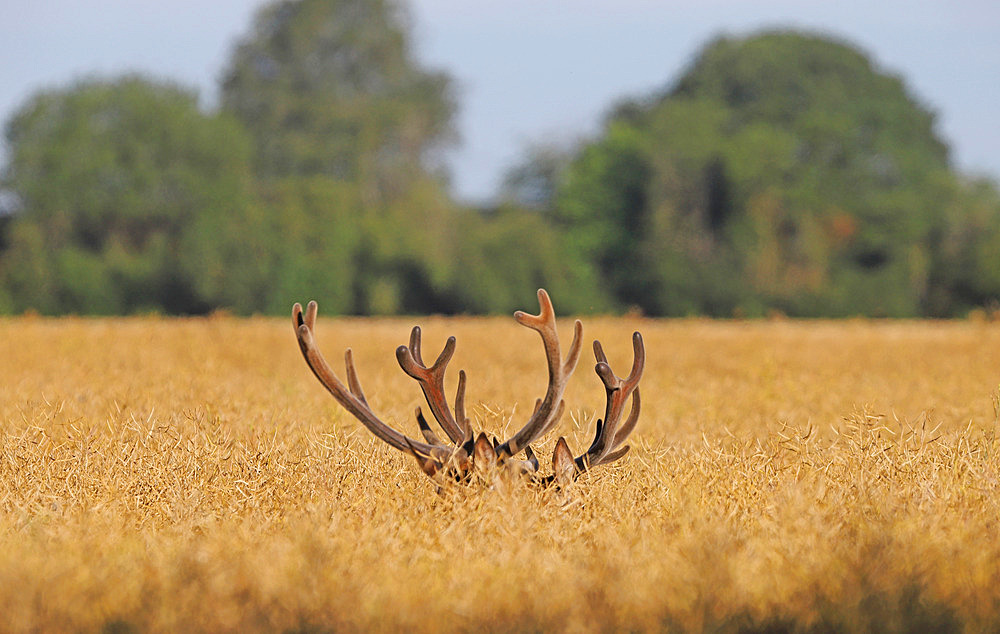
<box><xmin>99</xmin><ymin>585</ymin><xmax>964</xmax><ymax>634</ymax></box>
<box><xmin>722</xmin><ymin>583</ymin><xmax>961</xmax><ymax>634</ymax></box>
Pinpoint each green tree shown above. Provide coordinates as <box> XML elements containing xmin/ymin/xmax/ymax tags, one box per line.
<box><xmin>219</xmin><ymin>0</ymin><xmax>464</xmax><ymax>315</ymax></box>
<box><xmin>500</xmin><ymin>141</ymin><xmax>575</xmax><ymax>211</ymax></box>
<box><xmin>927</xmin><ymin>178</ymin><xmax>1000</xmax><ymax>315</ymax></box>
<box><xmin>550</xmin><ymin>31</ymin><xmax>963</xmax><ymax>316</ymax></box>
<box><xmin>220</xmin><ymin>0</ymin><xmax>454</xmax><ymax>194</ymax></box>
<box><xmin>0</xmin><ymin>76</ymin><xmax>266</xmax><ymax>314</ymax></box>
<box><xmin>446</xmin><ymin>204</ymin><xmax>612</xmax><ymax>315</ymax></box>
<box><xmin>254</xmin><ymin>176</ymin><xmax>361</xmax><ymax>315</ymax></box>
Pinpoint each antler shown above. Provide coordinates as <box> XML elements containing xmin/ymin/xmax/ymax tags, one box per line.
<box><xmin>551</xmin><ymin>333</ymin><xmax>644</xmax><ymax>484</ymax></box>
<box><xmin>495</xmin><ymin>289</ymin><xmax>583</xmax><ymax>457</ymax></box>
<box><xmin>292</xmin><ymin>289</ymin><xmax>644</xmax><ymax>485</ymax></box>
<box><xmin>396</xmin><ymin>327</ymin><xmax>472</xmax><ymax>445</ymax></box>
<box><xmin>293</xmin><ymin>301</ymin><xmax>462</xmax><ymax>468</ymax></box>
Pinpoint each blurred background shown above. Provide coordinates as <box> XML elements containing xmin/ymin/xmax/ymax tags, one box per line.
<box><xmin>1</xmin><ymin>0</ymin><xmax>998</xmax><ymax>317</ymax></box>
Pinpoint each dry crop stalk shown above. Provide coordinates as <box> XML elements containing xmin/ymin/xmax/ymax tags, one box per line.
<box><xmin>292</xmin><ymin>289</ymin><xmax>643</xmax><ymax>485</ymax></box>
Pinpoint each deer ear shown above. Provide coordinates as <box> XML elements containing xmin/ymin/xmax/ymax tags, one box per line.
<box><xmin>524</xmin><ymin>445</ymin><xmax>539</xmax><ymax>472</ymax></box>
<box><xmin>474</xmin><ymin>432</ymin><xmax>497</xmax><ymax>471</ymax></box>
<box><xmin>552</xmin><ymin>437</ymin><xmax>576</xmax><ymax>485</ymax></box>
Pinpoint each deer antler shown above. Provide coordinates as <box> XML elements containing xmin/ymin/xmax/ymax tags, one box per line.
<box><xmin>293</xmin><ymin>302</ymin><xmax>462</xmax><ymax>467</ymax></box>
<box><xmin>551</xmin><ymin>333</ymin><xmax>644</xmax><ymax>484</ymax></box>
<box><xmin>292</xmin><ymin>289</ymin><xmax>644</xmax><ymax>485</ymax></box>
<box><xmin>495</xmin><ymin>289</ymin><xmax>583</xmax><ymax>458</ymax></box>
<box><xmin>396</xmin><ymin>327</ymin><xmax>472</xmax><ymax>444</ymax></box>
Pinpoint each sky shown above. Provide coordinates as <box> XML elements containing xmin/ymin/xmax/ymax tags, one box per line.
<box><xmin>1</xmin><ymin>0</ymin><xmax>998</xmax><ymax>203</ymax></box>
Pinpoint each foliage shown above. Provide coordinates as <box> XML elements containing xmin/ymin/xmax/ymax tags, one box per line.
<box><xmin>1</xmin><ymin>21</ymin><xmax>998</xmax><ymax>316</ymax></box>
<box><xmin>445</xmin><ymin>205</ymin><xmax>613</xmax><ymax>314</ymax></box>
<box><xmin>0</xmin><ymin>76</ymin><xmax>267</xmax><ymax>314</ymax></box>
<box><xmin>927</xmin><ymin>177</ymin><xmax>1000</xmax><ymax>315</ymax></box>
<box><xmin>218</xmin><ymin>0</ymin><xmax>473</xmax><ymax>315</ymax></box>
<box><xmin>253</xmin><ymin>176</ymin><xmax>362</xmax><ymax>315</ymax></box>
<box><xmin>220</xmin><ymin>0</ymin><xmax>455</xmax><ymax>193</ymax></box>
<box><xmin>546</xmin><ymin>31</ymin><xmax>999</xmax><ymax>316</ymax></box>
<box><xmin>499</xmin><ymin>141</ymin><xmax>575</xmax><ymax>211</ymax></box>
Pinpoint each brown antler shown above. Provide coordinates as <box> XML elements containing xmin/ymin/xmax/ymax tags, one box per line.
<box><xmin>551</xmin><ymin>333</ymin><xmax>644</xmax><ymax>484</ymax></box>
<box><xmin>292</xmin><ymin>289</ymin><xmax>644</xmax><ymax>485</ymax></box>
<box><xmin>396</xmin><ymin>327</ymin><xmax>471</xmax><ymax>445</ymax></box>
<box><xmin>495</xmin><ymin>289</ymin><xmax>583</xmax><ymax>458</ymax></box>
<box><xmin>293</xmin><ymin>301</ymin><xmax>460</xmax><ymax>468</ymax></box>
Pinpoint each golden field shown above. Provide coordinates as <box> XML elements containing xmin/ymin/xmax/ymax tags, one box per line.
<box><xmin>2</xmin><ymin>311</ymin><xmax>1000</xmax><ymax>632</ymax></box>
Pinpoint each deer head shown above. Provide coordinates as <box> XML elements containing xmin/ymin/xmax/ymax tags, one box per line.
<box><xmin>292</xmin><ymin>289</ymin><xmax>643</xmax><ymax>485</ymax></box>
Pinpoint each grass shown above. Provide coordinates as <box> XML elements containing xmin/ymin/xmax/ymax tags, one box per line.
<box><xmin>1</xmin><ymin>313</ymin><xmax>1000</xmax><ymax>632</ymax></box>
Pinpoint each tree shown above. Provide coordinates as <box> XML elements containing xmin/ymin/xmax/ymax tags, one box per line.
<box><xmin>550</xmin><ymin>31</ymin><xmax>964</xmax><ymax>316</ymax></box>
<box><xmin>0</xmin><ymin>76</ymin><xmax>266</xmax><ymax>314</ymax></box>
<box><xmin>220</xmin><ymin>0</ymin><xmax>455</xmax><ymax>195</ymax></box>
<box><xmin>927</xmin><ymin>177</ymin><xmax>1000</xmax><ymax>315</ymax></box>
<box><xmin>444</xmin><ymin>204</ymin><xmax>612</xmax><ymax>315</ymax></box>
<box><xmin>219</xmin><ymin>0</ymin><xmax>464</xmax><ymax>315</ymax></box>
<box><xmin>499</xmin><ymin>141</ymin><xmax>576</xmax><ymax>211</ymax></box>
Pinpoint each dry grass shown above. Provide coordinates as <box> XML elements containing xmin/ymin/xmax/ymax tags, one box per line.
<box><xmin>2</xmin><ymin>313</ymin><xmax>1000</xmax><ymax>632</ymax></box>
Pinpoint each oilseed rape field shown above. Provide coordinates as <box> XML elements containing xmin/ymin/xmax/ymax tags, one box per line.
<box><xmin>1</xmin><ymin>312</ymin><xmax>999</xmax><ymax>632</ymax></box>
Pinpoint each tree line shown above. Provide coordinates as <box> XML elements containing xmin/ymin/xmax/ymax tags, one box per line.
<box><xmin>1</xmin><ymin>0</ymin><xmax>997</xmax><ymax>317</ymax></box>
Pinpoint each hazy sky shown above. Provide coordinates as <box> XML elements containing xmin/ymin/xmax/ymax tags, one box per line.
<box><xmin>2</xmin><ymin>0</ymin><xmax>998</xmax><ymax>202</ymax></box>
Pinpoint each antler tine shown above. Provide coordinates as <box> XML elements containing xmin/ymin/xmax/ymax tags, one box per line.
<box><xmin>302</xmin><ymin>300</ymin><xmax>318</xmax><ymax>330</ymax></box>
<box><xmin>582</xmin><ymin>390</ymin><xmax>640</xmax><ymax>470</ymax></box>
<box><xmin>455</xmin><ymin>369</ymin><xmax>472</xmax><ymax>439</ymax></box>
<box><xmin>344</xmin><ymin>349</ymin><xmax>369</xmax><ymax>406</ymax></box>
<box><xmin>293</xmin><ymin>302</ymin><xmax>450</xmax><ymax>461</ymax></box>
<box><xmin>576</xmin><ymin>332</ymin><xmax>645</xmax><ymax>470</ymax></box>
<box><xmin>396</xmin><ymin>327</ymin><xmax>469</xmax><ymax>444</ymax></box>
<box><xmin>496</xmin><ymin>289</ymin><xmax>583</xmax><ymax>457</ymax></box>
<box><xmin>415</xmin><ymin>407</ymin><xmax>442</xmax><ymax>445</ymax></box>
<box><xmin>408</xmin><ymin>326</ymin><xmax>424</xmax><ymax>365</ymax></box>
<box><xmin>611</xmin><ymin>389</ymin><xmax>641</xmax><ymax>451</ymax></box>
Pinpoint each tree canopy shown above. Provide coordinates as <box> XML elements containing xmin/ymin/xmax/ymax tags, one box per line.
<box><xmin>219</xmin><ymin>0</ymin><xmax>466</xmax><ymax>314</ymax></box>
<box><xmin>0</xmin><ymin>77</ymin><xmax>268</xmax><ymax>314</ymax></box>
<box><xmin>0</xmin><ymin>19</ymin><xmax>997</xmax><ymax>317</ymax></box>
<box><xmin>220</xmin><ymin>0</ymin><xmax>455</xmax><ymax>194</ymax></box>
<box><xmin>545</xmin><ymin>31</ymin><xmax>994</xmax><ymax>316</ymax></box>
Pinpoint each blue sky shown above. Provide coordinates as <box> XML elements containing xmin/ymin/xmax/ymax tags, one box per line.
<box><xmin>2</xmin><ymin>0</ymin><xmax>998</xmax><ymax>202</ymax></box>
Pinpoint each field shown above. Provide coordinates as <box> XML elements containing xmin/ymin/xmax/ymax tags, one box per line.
<box><xmin>2</xmin><ymin>311</ymin><xmax>1000</xmax><ymax>632</ymax></box>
